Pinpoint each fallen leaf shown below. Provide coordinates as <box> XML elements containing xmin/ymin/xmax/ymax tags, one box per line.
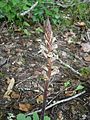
<box><xmin>81</xmin><ymin>42</ymin><xmax>90</xmax><ymax>52</ymax></box>
<box><xmin>65</xmin><ymin>90</ymin><xmax>75</xmax><ymax>97</ymax></box>
<box><xmin>37</xmin><ymin>95</ymin><xmax>43</xmax><ymax>104</ymax></box>
<box><xmin>74</xmin><ymin>22</ymin><xmax>86</xmax><ymax>27</ymax></box>
<box><xmin>19</xmin><ymin>103</ymin><xmax>32</xmax><ymax>112</ymax></box>
<box><xmin>75</xmin><ymin>84</ymin><xmax>84</xmax><ymax>91</ymax></box>
<box><xmin>57</xmin><ymin>111</ymin><xmax>63</xmax><ymax>120</ymax></box>
<box><xmin>26</xmin><ymin>41</ymin><xmax>32</xmax><ymax>47</ymax></box>
<box><xmin>4</xmin><ymin>78</ymin><xmax>15</xmax><ymax>100</ymax></box>
<box><xmin>84</xmin><ymin>55</ymin><xmax>90</xmax><ymax>62</ymax></box>
<box><xmin>11</xmin><ymin>91</ymin><xmax>20</xmax><ymax>99</ymax></box>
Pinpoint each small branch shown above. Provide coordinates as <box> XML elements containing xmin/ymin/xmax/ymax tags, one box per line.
<box><xmin>27</xmin><ymin>91</ymin><xmax>86</xmax><ymax>116</ymax></box>
<box><xmin>15</xmin><ymin>76</ymin><xmax>37</xmax><ymax>87</ymax></box>
<box><xmin>39</xmin><ymin>1</ymin><xmax>74</xmax><ymax>8</ymax></box>
<box><xmin>58</xmin><ymin>59</ymin><xmax>82</xmax><ymax>76</ymax></box>
<box><xmin>20</xmin><ymin>1</ymin><xmax>38</xmax><ymax>16</ymax></box>
<box><xmin>46</xmin><ymin>91</ymin><xmax>60</xmax><ymax>106</ymax></box>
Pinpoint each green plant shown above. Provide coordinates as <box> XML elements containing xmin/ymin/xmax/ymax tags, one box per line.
<box><xmin>64</xmin><ymin>80</ymin><xmax>71</xmax><ymax>87</ymax></box>
<box><xmin>0</xmin><ymin>0</ymin><xmax>31</xmax><ymax>21</ymax></box>
<box><xmin>0</xmin><ymin>72</ymin><xmax>5</xmax><ymax>78</ymax></box>
<box><xmin>16</xmin><ymin>112</ymin><xmax>50</xmax><ymax>120</ymax></box>
<box><xmin>0</xmin><ymin>0</ymin><xmax>90</xmax><ymax>28</ymax></box>
<box><xmin>67</xmin><ymin>0</ymin><xmax>90</xmax><ymax>26</ymax></box>
<box><xmin>75</xmin><ymin>84</ymin><xmax>84</xmax><ymax>91</ymax></box>
<box><xmin>64</xmin><ymin>80</ymin><xmax>84</xmax><ymax>93</ymax></box>
<box><xmin>79</xmin><ymin>67</ymin><xmax>90</xmax><ymax>77</ymax></box>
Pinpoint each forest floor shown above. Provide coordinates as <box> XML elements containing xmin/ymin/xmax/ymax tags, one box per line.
<box><xmin>0</xmin><ymin>23</ymin><xmax>90</xmax><ymax>120</ymax></box>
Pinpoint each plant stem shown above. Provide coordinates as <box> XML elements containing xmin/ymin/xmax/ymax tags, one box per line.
<box><xmin>41</xmin><ymin>80</ymin><xmax>49</xmax><ymax>120</ymax></box>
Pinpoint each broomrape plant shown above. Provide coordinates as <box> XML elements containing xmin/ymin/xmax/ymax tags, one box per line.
<box><xmin>39</xmin><ymin>18</ymin><xmax>59</xmax><ymax>120</ymax></box>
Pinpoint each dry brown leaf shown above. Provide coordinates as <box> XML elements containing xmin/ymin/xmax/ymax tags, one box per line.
<box><xmin>4</xmin><ymin>78</ymin><xmax>15</xmax><ymax>100</ymax></box>
<box><xmin>65</xmin><ymin>90</ymin><xmax>75</xmax><ymax>97</ymax></box>
<box><xmin>81</xmin><ymin>42</ymin><xmax>90</xmax><ymax>52</ymax></box>
<box><xmin>57</xmin><ymin>111</ymin><xmax>63</xmax><ymax>120</ymax></box>
<box><xmin>19</xmin><ymin>103</ymin><xmax>32</xmax><ymax>112</ymax></box>
<box><xmin>11</xmin><ymin>91</ymin><xmax>20</xmax><ymax>99</ymax></box>
<box><xmin>37</xmin><ymin>95</ymin><xmax>44</xmax><ymax>104</ymax></box>
<box><xmin>75</xmin><ymin>22</ymin><xmax>86</xmax><ymax>27</ymax></box>
<box><xmin>84</xmin><ymin>55</ymin><xmax>90</xmax><ymax>62</ymax></box>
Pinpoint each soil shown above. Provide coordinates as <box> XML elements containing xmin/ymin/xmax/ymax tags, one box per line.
<box><xmin>0</xmin><ymin>24</ymin><xmax>90</xmax><ymax>120</ymax></box>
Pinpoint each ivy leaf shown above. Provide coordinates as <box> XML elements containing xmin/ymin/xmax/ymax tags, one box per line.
<box><xmin>75</xmin><ymin>84</ymin><xmax>84</xmax><ymax>91</ymax></box>
<box><xmin>33</xmin><ymin>112</ymin><xmax>39</xmax><ymax>120</ymax></box>
<box><xmin>17</xmin><ymin>113</ymin><xmax>32</xmax><ymax>120</ymax></box>
<box><xmin>23</xmin><ymin>22</ymin><xmax>30</xmax><ymax>27</ymax></box>
<box><xmin>23</xmin><ymin>29</ymin><xmax>31</xmax><ymax>36</ymax></box>
<box><xmin>17</xmin><ymin>114</ymin><xmax>26</xmax><ymax>120</ymax></box>
<box><xmin>26</xmin><ymin>116</ymin><xmax>31</xmax><ymax>120</ymax></box>
<box><xmin>12</xmin><ymin>0</ymin><xmax>19</xmax><ymax>5</ymax></box>
<box><xmin>44</xmin><ymin>116</ymin><xmax>51</xmax><ymax>120</ymax></box>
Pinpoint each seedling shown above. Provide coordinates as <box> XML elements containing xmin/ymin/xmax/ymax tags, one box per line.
<box><xmin>79</xmin><ymin>67</ymin><xmax>90</xmax><ymax>77</ymax></box>
<box><xmin>75</xmin><ymin>84</ymin><xmax>84</xmax><ymax>91</ymax></box>
<box><xmin>64</xmin><ymin>80</ymin><xmax>71</xmax><ymax>87</ymax></box>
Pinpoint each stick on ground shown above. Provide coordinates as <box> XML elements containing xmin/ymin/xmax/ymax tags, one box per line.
<box><xmin>27</xmin><ymin>90</ymin><xmax>86</xmax><ymax>116</ymax></box>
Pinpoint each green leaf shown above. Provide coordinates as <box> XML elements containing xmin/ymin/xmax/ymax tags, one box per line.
<box><xmin>12</xmin><ymin>0</ymin><xmax>19</xmax><ymax>5</ymax></box>
<box><xmin>0</xmin><ymin>1</ymin><xmax>6</xmax><ymax>8</ymax></box>
<box><xmin>0</xmin><ymin>72</ymin><xmax>5</xmax><ymax>77</ymax></box>
<box><xmin>44</xmin><ymin>116</ymin><xmax>51</xmax><ymax>120</ymax></box>
<box><xmin>17</xmin><ymin>114</ymin><xmax>26</xmax><ymax>120</ymax></box>
<box><xmin>16</xmin><ymin>113</ymin><xmax>32</xmax><ymax>120</ymax></box>
<box><xmin>23</xmin><ymin>5</ymin><xmax>29</xmax><ymax>10</ymax></box>
<box><xmin>33</xmin><ymin>112</ymin><xmax>39</xmax><ymax>120</ymax></box>
<box><xmin>23</xmin><ymin>29</ymin><xmax>31</xmax><ymax>35</ymax></box>
<box><xmin>26</xmin><ymin>116</ymin><xmax>31</xmax><ymax>120</ymax></box>
<box><xmin>36</xmin><ymin>27</ymin><xmax>43</xmax><ymax>34</ymax></box>
<box><xmin>23</xmin><ymin>22</ymin><xmax>30</xmax><ymax>27</ymax></box>
<box><xmin>55</xmin><ymin>15</ymin><xmax>60</xmax><ymax>19</ymax></box>
<box><xmin>75</xmin><ymin>84</ymin><xmax>84</xmax><ymax>91</ymax></box>
<box><xmin>64</xmin><ymin>81</ymin><xmax>71</xmax><ymax>87</ymax></box>
<box><xmin>79</xmin><ymin>67</ymin><xmax>90</xmax><ymax>77</ymax></box>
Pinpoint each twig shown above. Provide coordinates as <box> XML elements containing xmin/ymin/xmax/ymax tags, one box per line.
<box><xmin>15</xmin><ymin>76</ymin><xmax>37</xmax><ymax>87</ymax></box>
<box><xmin>46</xmin><ymin>91</ymin><xmax>60</xmax><ymax>106</ymax></box>
<box><xmin>20</xmin><ymin>1</ymin><xmax>38</xmax><ymax>16</ymax></box>
<box><xmin>58</xmin><ymin>59</ymin><xmax>82</xmax><ymax>76</ymax></box>
<box><xmin>38</xmin><ymin>1</ymin><xmax>74</xmax><ymax>8</ymax></box>
<box><xmin>27</xmin><ymin>90</ymin><xmax>86</xmax><ymax>116</ymax></box>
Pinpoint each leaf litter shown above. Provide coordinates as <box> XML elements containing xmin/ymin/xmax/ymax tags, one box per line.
<box><xmin>0</xmin><ymin>24</ymin><xmax>90</xmax><ymax>120</ymax></box>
